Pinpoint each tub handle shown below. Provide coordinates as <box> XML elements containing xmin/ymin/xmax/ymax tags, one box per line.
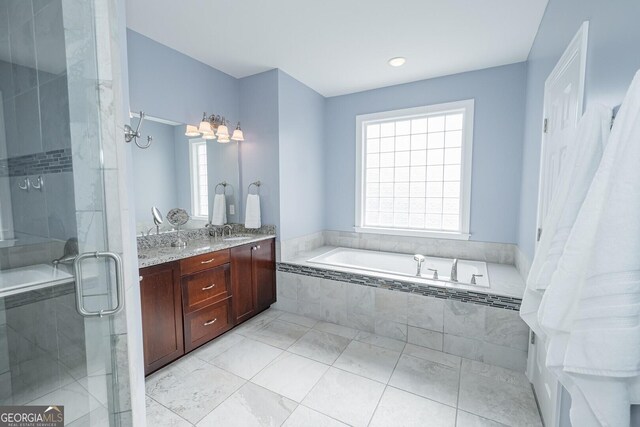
<box><xmin>471</xmin><ymin>274</ymin><xmax>484</xmax><ymax>285</ymax></box>
<box><xmin>427</xmin><ymin>268</ymin><xmax>439</xmax><ymax>280</ymax></box>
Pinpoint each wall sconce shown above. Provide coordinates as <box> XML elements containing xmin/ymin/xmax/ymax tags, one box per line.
<box><xmin>186</xmin><ymin>113</ymin><xmax>244</xmax><ymax>143</ymax></box>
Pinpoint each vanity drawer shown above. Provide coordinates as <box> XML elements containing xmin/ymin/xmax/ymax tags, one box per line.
<box><xmin>182</xmin><ymin>264</ymin><xmax>230</xmax><ymax>313</ymax></box>
<box><xmin>184</xmin><ymin>298</ymin><xmax>232</xmax><ymax>351</ymax></box>
<box><xmin>180</xmin><ymin>249</ymin><xmax>230</xmax><ymax>275</ymax></box>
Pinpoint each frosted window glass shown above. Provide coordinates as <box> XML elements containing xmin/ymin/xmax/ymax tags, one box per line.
<box><xmin>361</xmin><ymin>107</ymin><xmax>468</xmax><ymax>233</ymax></box>
<box><xmin>380</xmin><ymin>137</ymin><xmax>395</xmax><ymax>152</ymax></box>
<box><xmin>427</xmin><ymin>149</ymin><xmax>444</xmax><ymax>165</ymax></box>
<box><xmin>411</xmin><ymin>118</ymin><xmax>428</xmax><ymax>133</ymax></box>
<box><xmin>446</xmin><ymin>114</ymin><xmax>464</xmax><ymax>131</ymax></box>
<box><xmin>394</xmin><ymin>182</ymin><xmax>410</xmax><ymax>197</ymax></box>
<box><xmin>381</xmin><ymin>122</ymin><xmax>395</xmax><ymax>137</ymax></box>
<box><xmin>410</xmin><ymin>182</ymin><xmax>426</xmax><ymax>198</ymax></box>
<box><xmin>396</xmin><ymin>135</ymin><xmax>411</xmax><ymax>151</ymax></box>
<box><xmin>367</xmin><ymin>153</ymin><xmax>380</xmax><ymax>168</ymax></box>
<box><xmin>367</xmin><ymin>138</ymin><xmax>380</xmax><ymax>153</ymax></box>
<box><xmin>428</xmin><ymin>116</ymin><xmax>445</xmax><ymax>132</ymax></box>
<box><xmin>396</xmin><ymin>120</ymin><xmax>411</xmax><ymax>135</ymax></box>
<box><xmin>380</xmin><ymin>152</ymin><xmax>395</xmax><ymax>167</ymax></box>
<box><xmin>411</xmin><ymin>134</ymin><xmax>427</xmax><ymax>150</ymax></box>
<box><xmin>427</xmin><ymin>132</ymin><xmax>445</xmax><ymax>149</ymax></box>
<box><xmin>395</xmin><ymin>151</ymin><xmax>411</xmax><ymax>167</ymax></box>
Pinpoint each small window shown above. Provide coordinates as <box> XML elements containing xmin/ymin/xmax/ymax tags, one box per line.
<box><xmin>189</xmin><ymin>139</ymin><xmax>209</xmax><ymax>219</ymax></box>
<box><xmin>355</xmin><ymin>100</ymin><xmax>474</xmax><ymax>239</ymax></box>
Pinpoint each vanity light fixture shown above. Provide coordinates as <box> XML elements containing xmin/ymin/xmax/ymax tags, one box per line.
<box><xmin>231</xmin><ymin>123</ymin><xmax>244</xmax><ymax>141</ymax></box>
<box><xmin>185</xmin><ymin>125</ymin><xmax>200</xmax><ymax>137</ymax></box>
<box><xmin>186</xmin><ymin>113</ymin><xmax>244</xmax><ymax>143</ymax></box>
<box><xmin>388</xmin><ymin>57</ymin><xmax>406</xmax><ymax>67</ymax></box>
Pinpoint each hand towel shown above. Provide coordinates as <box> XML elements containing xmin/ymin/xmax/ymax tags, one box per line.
<box><xmin>520</xmin><ymin>105</ymin><xmax>611</xmax><ymax>338</ymax></box>
<box><xmin>245</xmin><ymin>194</ymin><xmax>261</xmax><ymax>229</ymax></box>
<box><xmin>211</xmin><ymin>194</ymin><xmax>227</xmax><ymax>226</ymax></box>
<box><xmin>538</xmin><ymin>70</ymin><xmax>640</xmax><ymax>427</ymax></box>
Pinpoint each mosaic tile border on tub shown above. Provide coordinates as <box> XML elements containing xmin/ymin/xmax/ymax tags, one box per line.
<box><xmin>277</xmin><ymin>262</ymin><xmax>522</xmax><ymax>311</ymax></box>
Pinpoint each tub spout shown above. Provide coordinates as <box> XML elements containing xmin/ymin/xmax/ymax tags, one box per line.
<box><xmin>450</xmin><ymin>258</ymin><xmax>458</xmax><ymax>282</ymax></box>
<box><xmin>413</xmin><ymin>254</ymin><xmax>425</xmax><ymax>276</ymax></box>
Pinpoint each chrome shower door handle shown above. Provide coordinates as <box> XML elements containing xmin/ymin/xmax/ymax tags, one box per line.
<box><xmin>73</xmin><ymin>251</ymin><xmax>125</xmax><ymax>318</ymax></box>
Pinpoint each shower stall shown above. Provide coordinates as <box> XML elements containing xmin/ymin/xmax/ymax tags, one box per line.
<box><xmin>0</xmin><ymin>0</ymin><xmax>135</xmax><ymax>425</ymax></box>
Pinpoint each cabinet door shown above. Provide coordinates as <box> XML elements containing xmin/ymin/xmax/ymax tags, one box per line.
<box><xmin>254</xmin><ymin>239</ymin><xmax>276</xmax><ymax>312</ymax></box>
<box><xmin>140</xmin><ymin>263</ymin><xmax>184</xmax><ymax>375</ymax></box>
<box><xmin>230</xmin><ymin>244</ymin><xmax>256</xmax><ymax>324</ymax></box>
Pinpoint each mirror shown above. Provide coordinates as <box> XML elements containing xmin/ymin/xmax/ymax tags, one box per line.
<box><xmin>130</xmin><ymin>115</ymin><xmax>241</xmax><ymax>235</ymax></box>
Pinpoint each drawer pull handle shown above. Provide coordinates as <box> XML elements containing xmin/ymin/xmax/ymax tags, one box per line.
<box><xmin>202</xmin><ymin>284</ymin><xmax>216</xmax><ymax>291</ymax></box>
<box><xmin>200</xmin><ymin>258</ymin><xmax>215</xmax><ymax>264</ymax></box>
<box><xmin>203</xmin><ymin>318</ymin><xmax>218</xmax><ymax>326</ymax></box>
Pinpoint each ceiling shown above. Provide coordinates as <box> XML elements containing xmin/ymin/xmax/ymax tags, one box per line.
<box><xmin>126</xmin><ymin>0</ymin><xmax>548</xmax><ymax>97</ymax></box>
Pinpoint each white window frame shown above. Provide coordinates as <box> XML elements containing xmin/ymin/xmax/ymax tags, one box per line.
<box><xmin>355</xmin><ymin>99</ymin><xmax>474</xmax><ymax>240</ymax></box>
<box><xmin>189</xmin><ymin>139</ymin><xmax>209</xmax><ymax>220</ymax></box>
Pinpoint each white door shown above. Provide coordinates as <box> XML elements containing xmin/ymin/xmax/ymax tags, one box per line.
<box><xmin>529</xmin><ymin>21</ymin><xmax>589</xmax><ymax>427</ymax></box>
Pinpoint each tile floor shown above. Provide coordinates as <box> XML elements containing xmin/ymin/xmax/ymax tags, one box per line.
<box><xmin>145</xmin><ymin>308</ymin><xmax>542</xmax><ymax>427</ymax></box>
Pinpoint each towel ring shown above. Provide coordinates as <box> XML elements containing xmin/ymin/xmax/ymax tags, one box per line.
<box><xmin>215</xmin><ymin>182</ymin><xmax>228</xmax><ymax>195</ymax></box>
<box><xmin>248</xmin><ymin>181</ymin><xmax>261</xmax><ymax>194</ymax></box>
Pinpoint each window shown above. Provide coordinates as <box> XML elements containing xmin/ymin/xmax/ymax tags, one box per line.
<box><xmin>355</xmin><ymin>100</ymin><xmax>474</xmax><ymax>239</ymax></box>
<box><xmin>189</xmin><ymin>139</ymin><xmax>209</xmax><ymax>219</ymax></box>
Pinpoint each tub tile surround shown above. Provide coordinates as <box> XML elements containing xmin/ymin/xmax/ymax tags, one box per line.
<box><xmin>275</xmin><ymin>271</ymin><xmax>529</xmax><ymax>372</ymax></box>
<box><xmin>281</xmin><ymin>230</ymin><xmax>517</xmax><ymax>265</ymax></box>
<box><xmin>145</xmin><ymin>308</ymin><xmax>542</xmax><ymax>426</ymax></box>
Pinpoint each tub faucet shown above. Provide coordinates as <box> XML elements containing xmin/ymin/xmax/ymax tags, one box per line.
<box><xmin>450</xmin><ymin>258</ymin><xmax>458</xmax><ymax>282</ymax></box>
<box><xmin>413</xmin><ymin>254</ymin><xmax>425</xmax><ymax>276</ymax></box>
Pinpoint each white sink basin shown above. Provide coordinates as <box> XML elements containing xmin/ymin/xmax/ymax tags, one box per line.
<box><xmin>0</xmin><ymin>264</ymin><xmax>74</xmax><ymax>298</ymax></box>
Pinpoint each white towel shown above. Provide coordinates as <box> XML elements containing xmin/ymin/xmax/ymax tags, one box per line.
<box><xmin>211</xmin><ymin>194</ymin><xmax>227</xmax><ymax>226</ymax></box>
<box><xmin>538</xmin><ymin>70</ymin><xmax>640</xmax><ymax>427</ymax></box>
<box><xmin>244</xmin><ymin>194</ymin><xmax>261</xmax><ymax>229</ymax></box>
<box><xmin>520</xmin><ymin>105</ymin><xmax>611</xmax><ymax>338</ymax></box>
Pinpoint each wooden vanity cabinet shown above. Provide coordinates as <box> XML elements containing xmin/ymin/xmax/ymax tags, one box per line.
<box><xmin>231</xmin><ymin>239</ymin><xmax>276</xmax><ymax>324</ymax></box>
<box><xmin>139</xmin><ymin>262</ymin><xmax>184</xmax><ymax>375</ymax></box>
<box><xmin>140</xmin><ymin>238</ymin><xmax>276</xmax><ymax>374</ymax></box>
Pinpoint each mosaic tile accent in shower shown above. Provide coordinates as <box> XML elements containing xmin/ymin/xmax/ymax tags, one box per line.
<box><xmin>0</xmin><ymin>148</ymin><xmax>74</xmax><ymax>177</ymax></box>
<box><xmin>277</xmin><ymin>262</ymin><xmax>522</xmax><ymax>311</ymax></box>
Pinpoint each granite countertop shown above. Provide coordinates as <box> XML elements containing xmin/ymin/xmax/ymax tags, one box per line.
<box><xmin>138</xmin><ymin>234</ymin><xmax>276</xmax><ymax>268</ymax></box>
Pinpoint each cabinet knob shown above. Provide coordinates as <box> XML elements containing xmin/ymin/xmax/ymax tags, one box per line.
<box><xmin>139</xmin><ymin>276</ymin><xmax>143</xmax><ymax>282</ymax></box>
<box><xmin>202</xmin><ymin>284</ymin><xmax>216</xmax><ymax>291</ymax></box>
<box><xmin>203</xmin><ymin>318</ymin><xmax>218</xmax><ymax>326</ymax></box>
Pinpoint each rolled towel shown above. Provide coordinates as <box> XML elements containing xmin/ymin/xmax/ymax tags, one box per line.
<box><xmin>244</xmin><ymin>194</ymin><xmax>261</xmax><ymax>229</ymax></box>
<box><xmin>211</xmin><ymin>194</ymin><xmax>227</xmax><ymax>226</ymax></box>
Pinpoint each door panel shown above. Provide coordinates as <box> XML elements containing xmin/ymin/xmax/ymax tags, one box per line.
<box><xmin>140</xmin><ymin>263</ymin><xmax>183</xmax><ymax>375</ymax></box>
<box><xmin>254</xmin><ymin>239</ymin><xmax>276</xmax><ymax>312</ymax></box>
<box><xmin>231</xmin><ymin>244</ymin><xmax>256</xmax><ymax>323</ymax></box>
<box><xmin>532</xmin><ymin>22</ymin><xmax>588</xmax><ymax>427</ymax></box>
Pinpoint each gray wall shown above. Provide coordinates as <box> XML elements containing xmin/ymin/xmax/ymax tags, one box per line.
<box><xmin>277</xmin><ymin>70</ymin><xmax>325</xmax><ymax>240</ymax></box>
<box><xmin>324</xmin><ymin>63</ymin><xmax>528</xmax><ymax>244</ymax></box>
<box><xmin>517</xmin><ymin>0</ymin><xmax>640</xmax><ymax>259</ymax></box>
<box><xmin>238</xmin><ymin>70</ymin><xmax>281</xmax><ymax>230</ymax></box>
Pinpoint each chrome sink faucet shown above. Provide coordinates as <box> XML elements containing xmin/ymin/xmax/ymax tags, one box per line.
<box><xmin>413</xmin><ymin>254</ymin><xmax>425</xmax><ymax>276</ymax></box>
<box><xmin>223</xmin><ymin>224</ymin><xmax>233</xmax><ymax>238</ymax></box>
<box><xmin>450</xmin><ymin>258</ymin><xmax>458</xmax><ymax>282</ymax></box>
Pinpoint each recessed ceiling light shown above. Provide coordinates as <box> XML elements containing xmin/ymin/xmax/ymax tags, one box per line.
<box><xmin>388</xmin><ymin>57</ymin><xmax>406</xmax><ymax>67</ymax></box>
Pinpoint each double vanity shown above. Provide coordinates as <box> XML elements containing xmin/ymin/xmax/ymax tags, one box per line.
<box><xmin>138</xmin><ymin>232</ymin><xmax>276</xmax><ymax>375</ymax></box>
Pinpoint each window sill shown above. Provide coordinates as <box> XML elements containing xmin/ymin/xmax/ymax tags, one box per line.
<box><xmin>354</xmin><ymin>226</ymin><xmax>471</xmax><ymax>241</ymax></box>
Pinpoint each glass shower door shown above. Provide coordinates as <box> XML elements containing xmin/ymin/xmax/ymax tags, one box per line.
<box><xmin>0</xmin><ymin>0</ymin><xmax>132</xmax><ymax>425</ymax></box>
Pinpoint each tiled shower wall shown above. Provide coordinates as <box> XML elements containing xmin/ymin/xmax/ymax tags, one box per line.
<box><xmin>275</xmin><ymin>271</ymin><xmax>529</xmax><ymax>372</ymax></box>
<box><xmin>0</xmin><ymin>0</ymin><xmax>76</xmax><ymax>266</ymax></box>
